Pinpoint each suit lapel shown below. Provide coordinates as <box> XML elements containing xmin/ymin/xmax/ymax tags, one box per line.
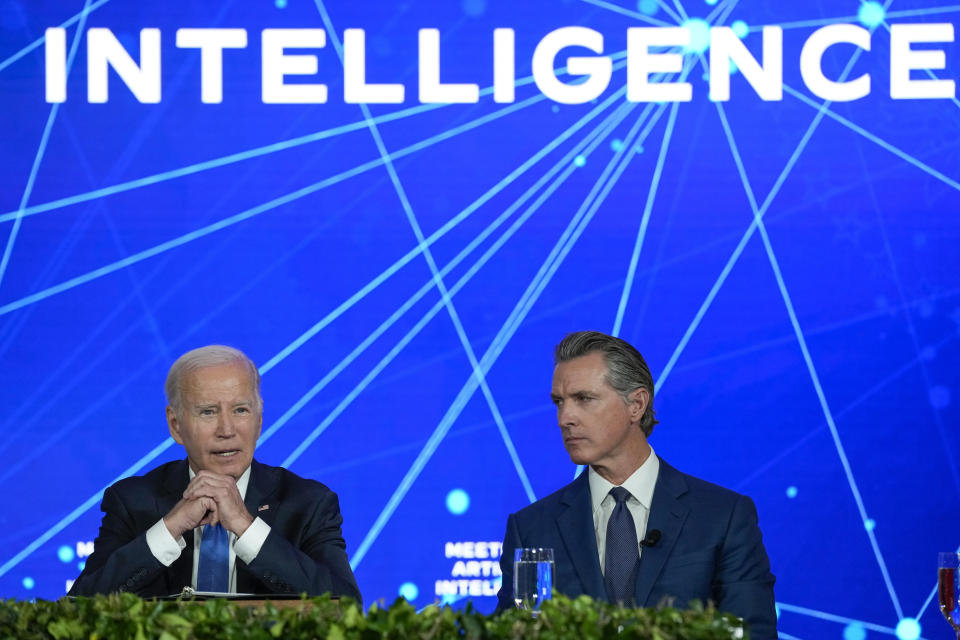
<box><xmin>556</xmin><ymin>472</ymin><xmax>606</xmax><ymax>600</ymax></box>
<box><xmin>244</xmin><ymin>459</ymin><xmax>279</xmax><ymax>527</ymax></box>
<box><xmin>237</xmin><ymin>460</ymin><xmax>280</xmax><ymax>593</ymax></box>
<box><xmin>160</xmin><ymin>459</ymin><xmax>194</xmax><ymax>593</ymax></box>
<box><xmin>635</xmin><ymin>460</ymin><xmax>689</xmax><ymax>607</ymax></box>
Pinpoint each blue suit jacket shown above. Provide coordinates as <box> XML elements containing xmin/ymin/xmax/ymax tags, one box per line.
<box><xmin>68</xmin><ymin>459</ymin><xmax>361</xmax><ymax>602</ymax></box>
<box><xmin>497</xmin><ymin>460</ymin><xmax>777</xmax><ymax>639</ymax></box>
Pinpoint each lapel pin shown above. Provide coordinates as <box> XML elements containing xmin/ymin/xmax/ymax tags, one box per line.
<box><xmin>258</xmin><ymin>504</ymin><xmax>270</xmax><ymax>512</ymax></box>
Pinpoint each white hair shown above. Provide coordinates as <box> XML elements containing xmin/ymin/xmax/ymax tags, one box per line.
<box><xmin>165</xmin><ymin>345</ymin><xmax>262</xmax><ymax>414</ymax></box>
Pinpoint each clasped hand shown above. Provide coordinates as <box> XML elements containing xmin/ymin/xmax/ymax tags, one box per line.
<box><xmin>163</xmin><ymin>471</ymin><xmax>254</xmax><ymax>540</ymax></box>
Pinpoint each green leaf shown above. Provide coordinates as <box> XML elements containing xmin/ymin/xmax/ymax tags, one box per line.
<box><xmin>342</xmin><ymin>604</ymin><xmax>361</xmax><ymax>628</ymax></box>
<box><xmin>158</xmin><ymin>612</ymin><xmax>192</xmax><ymax>628</ymax></box>
<box><xmin>47</xmin><ymin>618</ymin><xmax>83</xmax><ymax>640</ymax></box>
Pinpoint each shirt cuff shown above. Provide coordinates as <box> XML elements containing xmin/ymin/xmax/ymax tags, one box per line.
<box><xmin>234</xmin><ymin>517</ymin><xmax>270</xmax><ymax>564</ymax></box>
<box><xmin>146</xmin><ymin>519</ymin><xmax>186</xmax><ymax>567</ymax></box>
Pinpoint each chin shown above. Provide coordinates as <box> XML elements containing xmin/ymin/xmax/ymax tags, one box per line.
<box><xmin>564</xmin><ymin>448</ymin><xmax>590</xmax><ymax>466</ymax></box>
<box><xmin>209</xmin><ymin>456</ymin><xmax>248</xmax><ymax>476</ymax></box>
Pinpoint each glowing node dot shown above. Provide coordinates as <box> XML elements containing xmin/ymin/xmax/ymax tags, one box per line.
<box><xmin>635</xmin><ymin>146</ymin><xmax>645</xmax><ymax>154</ymax></box>
<box><xmin>274</xmin><ymin>0</ymin><xmax>287</xmax><ymax>8</ymax></box>
<box><xmin>775</xmin><ymin>603</ymin><xmax>781</xmax><ymax>619</ymax></box>
<box><xmin>682</xmin><ymin>18</ymin><xmax>711</xmax><ymax>54</ymax></box>
<box><xmin>895</xmin><ymin>618</ymin><xmax>921</xmax><ymax>640</ymax></box>
<box><xmin>729</xmin><ymin>59</ymin><xmax>738</xmax><ymax>74</ymax></box>
<box><xmin>705</xmin><ymin>0</ymin><xmax>719</xmax><ymax>5</ymax></box>
<box><xmin>920</xmin><ymin>345</ymin><xmax>935</xmax><ymax>360</ymax></box>
<box><xmin>864</xmin><ymin>518</ymin><xmax>876</xmax><ymax>531</ymax></box>
<box><xmin>399</xmin><ymin>582</ymin><xmax>419</xmax><ymax>600</ymax></box>
<box><xmin>57</xmin><ymin>545</ymin><xmax>75</xmax><ymax>563</ymax></box>
<box><xmin>462</xmin><ymin>0</ymin><xmax>486</xmax><ymax>17</ymax></box>
<box><xmin>77</xmin><ymin>560</ymin><xmax>86</xmax><ymax>571</ymax></box>
<box><xmin>446</xmin><ymin>489</ymin><xmax>470</xmax><ymax>515</ymax></box>
<box><xmin>786</xmin><ymin>486</ymin><xmax>798</xmax><ymax>499</ymax></box>
<box><xmin>573</xmin><ymin>155</ymin><xmax>587</xmax><ymax>168</ymax></box>
<box><xmin>858</xmin><ymin>1</ymin><xmax>886</xmax><ymax>29</ymax></box>
<box><xmin>930</xmin><ymin>385</ymin><xmax>951</xmax><ymax>409</ymax></box>
<box><xmin>731</xmin><ymin>20</ymin><xmax>748</xmax><ymax>38</ymax></box>
<box><xmin>22</xmin><ymin>577</ymin><xmax>35</xmax><ymax>590</ymax></box>
<box><xmin>611</xmin><ymin>139</ymin><xmax>624</xmax><ymax>152</ymax></box>
<box><xmin>844</xmin><ymin>622</ymin><xmax>867</xmax><ymax>640</ymax></box>
<box><xmin>551</xmin><ymin>104</ymin><xmax>560</xmax><ymax>114</ymax></box>
<box><xmin>637</xmin><ymin>0</ymin><xmax>658</xmax><ymax>15</ymax></box>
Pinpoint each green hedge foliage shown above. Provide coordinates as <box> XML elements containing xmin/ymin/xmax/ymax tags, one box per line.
<box><xmin>0</xmin><ymin>593</ymin><xmax>747</xmax><ymax>639</ymax></box>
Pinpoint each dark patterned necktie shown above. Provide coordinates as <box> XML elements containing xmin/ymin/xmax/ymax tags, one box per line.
<box><xmin>604</xmin><ymin>487</ymin><xmax>639</xmax><ymax>606</ymax></box>
<box><xmin>197</xmin><ymin>523</ymin><xmax>230</xmax><ymax>592</ymax></box>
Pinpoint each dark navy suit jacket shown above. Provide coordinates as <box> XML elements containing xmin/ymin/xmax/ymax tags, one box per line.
<box><xmin>497</xmin><ymin>460</ymin><xmax>777</xmax><ymax>639</ymax></box>
<box><xmin>68</xmin><ymin>459</ymin><xmax>361</xmax><ymax>601</ymax></box>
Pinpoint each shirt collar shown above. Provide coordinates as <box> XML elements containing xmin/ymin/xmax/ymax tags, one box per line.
<box><xmin>588</xmin><ymin>447</ymin><xmax>659</xmax><ymax>513</ymax></box>
<box><xmin>187</xmin><ymin>463</ymin><xmax>251</xmax><ymax>500</ymax></box>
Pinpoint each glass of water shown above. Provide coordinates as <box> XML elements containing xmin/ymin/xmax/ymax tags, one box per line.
<box><xmin>513</xmin><ymin>547</ymin><xmax>554</xmax><ymax>612</ymax></box>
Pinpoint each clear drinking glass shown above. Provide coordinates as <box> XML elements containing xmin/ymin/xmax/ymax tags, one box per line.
<box><xmin>939</xmin><ymin>551</ymin><xmax>960</xmax><ymax>639</ymax></box>
<box><xmin>513</xmin><ymin>547</ymin><xmax>554</xmax><ymax>612</ymax></box>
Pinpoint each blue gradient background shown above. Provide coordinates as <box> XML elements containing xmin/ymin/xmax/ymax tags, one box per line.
<box><xmin>1</xmin><ymin>1</ymin><xmax>958</xmax><ymax>638</ymax></box>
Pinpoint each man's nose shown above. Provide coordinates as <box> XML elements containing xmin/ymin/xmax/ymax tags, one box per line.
<box><xmin>216</xmin><ymin>412</ymin><xmax>237</xmax><ymax>437</ymax></box>
<box><xmin>557</xmin><ymin>403</ymin><xmax>577</xmax><ymax>427</ymax></box>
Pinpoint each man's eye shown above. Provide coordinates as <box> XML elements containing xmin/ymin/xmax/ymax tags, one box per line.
<box><xmin>236</xmin><ymin>407</ymin><xmax>249</xmax><ymax>414</ymax></box>
<box><xmin>200</xmin><ymin>409</ymin><xmax>215</xmax><ymax>416</ymax></box>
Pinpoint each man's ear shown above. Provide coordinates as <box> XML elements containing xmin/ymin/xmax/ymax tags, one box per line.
<box><xmin>628</xmin><ymin>387</ymin><xmax>650</xmax><ymax>422</ymax></box>
<box><xmin>166</xmin><ymin>405</ymin><xmax>184</xmax><ymax>444</ymax></box>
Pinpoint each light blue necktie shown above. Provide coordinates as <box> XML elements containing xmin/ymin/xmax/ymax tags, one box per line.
<box><xmin>197</xmin><ymin>523</ymin><xmax>230</xmax><ymax>592</ymax></box>
<box><xmin>604</xmin><ymin>487</ymin><xmax>639</xmax><ymax>606</ymax></box>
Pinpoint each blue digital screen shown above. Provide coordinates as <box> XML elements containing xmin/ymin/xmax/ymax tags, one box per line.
<box><xmin>1</xmin><ymin>1</ymin><xmax>958</xmax><ymax>638</ymax></box>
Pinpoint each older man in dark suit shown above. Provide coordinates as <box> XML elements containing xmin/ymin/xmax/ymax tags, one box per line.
<box><xmin>497</xmin><ymin>332</ymin><xmax>776</xmax><ymax>639</ymax></box>
<box><xmin>69</xmin><ymin>345</ymin><xmax>361</xmax><ymax>601</ymax></box>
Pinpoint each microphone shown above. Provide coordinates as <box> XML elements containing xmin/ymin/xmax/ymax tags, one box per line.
<box><xmin>640</xmin><ymin>529</ymin><xmax>661</xmax><ymax>547</ymax></box>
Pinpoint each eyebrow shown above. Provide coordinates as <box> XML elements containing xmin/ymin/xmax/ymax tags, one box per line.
<box><xmin>551</xmin><ymin>390</ymin><xmax>593</xmax><ymax>401</ymax></box>
<box><xmin>194</xmin><ymin>400</ymin><xmax>252</xmax><ymax>406</ymax></box>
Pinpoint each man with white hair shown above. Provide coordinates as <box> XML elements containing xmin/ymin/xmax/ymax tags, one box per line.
<box><xmin>69</xmin><ymin>345</ymin><xmax>361</xmax><ymax>600</ymax></box>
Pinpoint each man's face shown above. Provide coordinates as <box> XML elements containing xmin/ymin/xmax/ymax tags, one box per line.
<box><xmin>166</xmin><ymin>361</ymin><xmax>262</xmax><ymax>480</ymax></box>
<box><xmin>551</xmin><ymin>351</ymin><xmax>648</xmax><ymax>472</ymax></box>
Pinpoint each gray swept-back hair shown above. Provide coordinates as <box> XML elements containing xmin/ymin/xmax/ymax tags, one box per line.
<box><xmin>165</xmin><ymin>345</ymin><xmax>262</xmax><ymax>415</ymax></box>
<box><xmin>554</xmin><ymin>331</ymin><xmax>659</xmax><ymax>436</ymax></box>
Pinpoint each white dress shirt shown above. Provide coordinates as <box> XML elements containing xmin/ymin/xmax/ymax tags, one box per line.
<box><xmin>589</xmin><ymin>448</ymin><xmax>660</xmax><ymax>574</ymax></box>
<box><xmin>144</xmin><ymin>465</ymin><xmax>271</xmax><ymax>593</ymax></box>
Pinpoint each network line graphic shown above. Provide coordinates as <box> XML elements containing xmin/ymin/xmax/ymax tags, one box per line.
<box><xmin>0</xmin><ymin>0</ymin><xmax>958</xmax><ymax>638</ymax></box>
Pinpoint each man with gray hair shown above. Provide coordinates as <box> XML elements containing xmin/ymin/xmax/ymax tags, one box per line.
<box><xmin>496</xmin><ymin>331</ymin><xmax>776</xmax><ymax>639</ymax></box>
<box><xmin>69</xmin><ymin>345</ymin><xmax>361</xmax><ymax>601</ymax></box>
